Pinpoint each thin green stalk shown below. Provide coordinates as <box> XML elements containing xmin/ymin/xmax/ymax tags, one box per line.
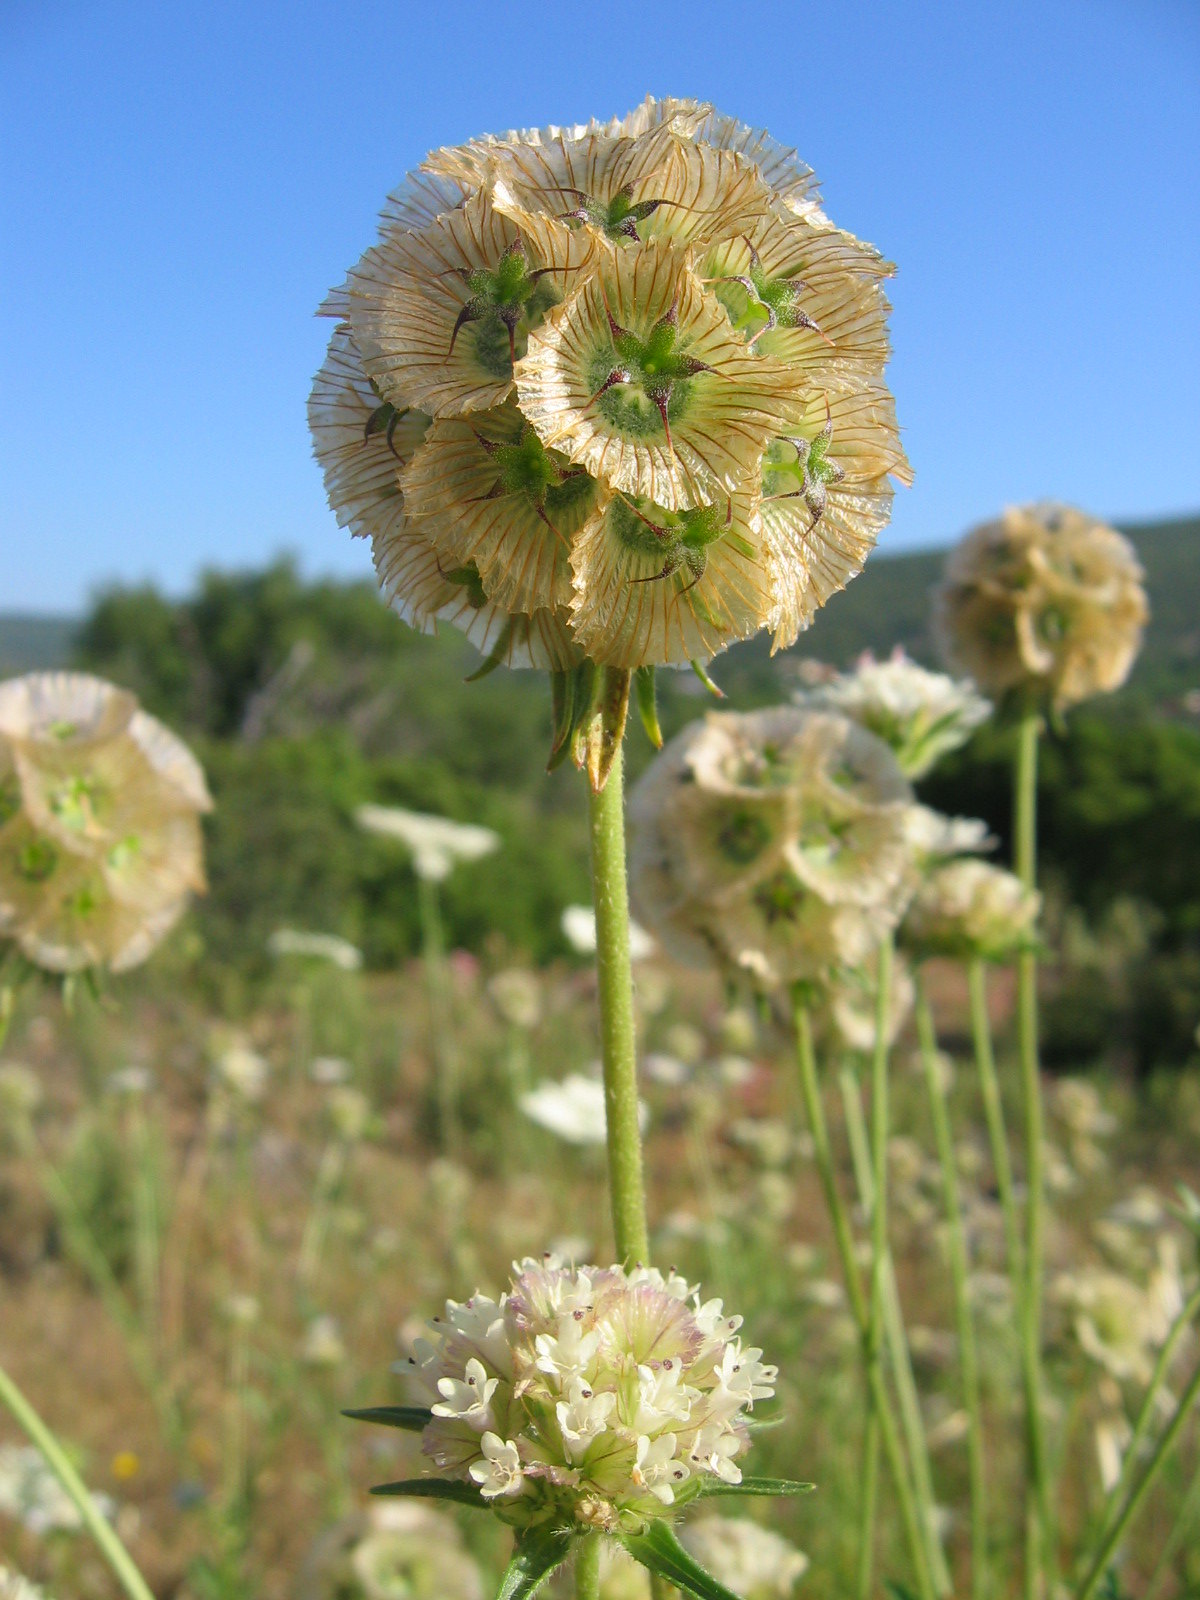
<box><xmin>417</xmin><ymin>872</ymin><xmax>458</xmax><ymax>1153</ymax></box>
<box><xmin>968</xmin><ymin>959</ymin><xmax>1024</xmax><ymax>1291</ymax></box>
<box><xmin>1143</xmin><ymin>1453</ymin><xmax>1200</xmax><ymax>1600</ymax></box>
<box><xmin>297</xmin><ymin>1139</ymin><xmax>348</xmax><ymax>1288</ymax></box>
<box><xmin>27</xmin><ymin>1130</ymin><xmax>186</xmax><ymax>1455</ymax></box>
<box><xmin>0</xmin><ymin>1358</ymin><xmax>156</xmax><ymax>1600</ymax></box>
<box><xmin>837</xmin><ymin>1061</ymin><xmax>881</xmax><ymax>1598</ymax></box>
<box><xmin>1015</xmin><ymin>705</ymin><xmax>1049</xmax><ymax>1598</ymax></box>
<box><xmin>917</xmin><ymin>981</ymin><xmax>988</xmax><ymax>1600</ymax></box>
<box><xmin>1076</xmin><ymin>1359</ymin><xmax>1200</xmax><ymax>1600</ymax></box>
<box><xmin>586</xmin><ymin>746</ymin><xmax>649</xmax><ymax>1268</ymax></box>
<box><xmin>839</xmin><ymin>1067</ymin><xmax>952</xmax><ymax>1596</ymax></box>
<box><xmin>575</xmin><ymin>1530</ymin><xmax>602</xmax><ymax>1600</ymax></box>
<box><xmin>128</xmin><ymin>1098</ymin><xmax>161</xmax><ymax>1360</ymax></box>
<box><xmin>1095</xmin><ymin>1285</ymin><xmax>1200</xmax><ymax>1544</ymax></box>
<box><xmin>793</xmin><ymin>994</ymin><xmax>937</xmax><ymax>1600</ymax></box>
<box><xmin>853</xmin><ymin>935</ymin><xmax>894</xmax><ymax>1600</ymax></box>
<box><xmin>225</xmin><ymin>1314</ymin><xmax>252</xmax><ymax>1514</ymax></box>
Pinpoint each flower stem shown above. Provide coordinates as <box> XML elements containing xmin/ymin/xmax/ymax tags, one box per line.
<box><xmin>855</xmin><ymin>935</ymin><xmax>894</xmax><ymax>1600</ymax></box>
<box><xmin>792</xmin><ymin>993</ymin><xmax>937</xmax><ymax>1600</ymax></box>
<box><xmin>968</xmin><ymin>959</ymin><xmax>1024</xmax><ymax>1294</ymax></box>
<box><xmin>1014</xmin><ymin>705</ymin><xmax>1050</xmax><ymax>1598</ymax></box>
<box><xmin>417</xmin><ymin>873</ymin><xmax>458</xmax><ymax>1154</ymax></box>
<box><xmin>575</xmin><ymin>1530</ymin><xmax>602</xmax><ymax>1600</ymax></box>
<box><xmin>1143</xmin><ymin>1453</ymin><xmax>1200</xmax><ymax>1600</ymax></box>
<box><xmin>839</xmin><ymin>1067</ymin><xmax>952</xmax><ymax>1596</ymax></box>
<box><xmin>1076</xmin><ymin>1357</ymin><xmax>1200</xmax><ymax>1600</ymax></box>
<box><xmin>586</xmin><ymin>743</ymin><xmax>649</xmax><ymax>1268</ymax></box>
<box><xmin>0</xmin><ymin>1358</ymin><xmax>156</xmax><ymax>1600</ymax></box>
<box><xmin>916</xmin><ymin>980</ymin><xmax>988</xmax><ymax>1600</ymax></box>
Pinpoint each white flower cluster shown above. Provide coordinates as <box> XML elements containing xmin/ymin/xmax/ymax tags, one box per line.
<box><xmin>803</xmin><ymin>648</ymin><xmax>991</xmax><ymax>778</ymax></box>
<box><xmin>679</xmin><ymin>1516</ymin><xmax>809</xmax><ymax>1600</ymax></box>
<box><xmin>0</xmin><ymin>1445</ymin><xmax>114</xmax><ymax>1536</ymax></box>
<box><xmin>903</xmin><ymin>858</ymin><xmax>1040</xmax><ymax>962</ymax></box>
<box><xmin>407</xmin><ymin>1255</ymin><xmax>776</xmax><ymax>1530</ymax></box>
<box><xmin>0</xmin><ymin>1568</ymin><xmax>50</xmax><ymax>1600</ymax></box>
<box><xmin>1054</xmin><ymin>1236</ymin><xmax>1186</xmax><ymax>1387</ymax></box>
<box><xmin>519</xmin><ymin>1072</ymin><xmax>649</xmax><ymax>1147</ymax></box>
<box><xmin>267</xmin><ymin>927</ymin><xmax>363</xmax><ymax>970</ymax></box>
<box><xmin>356</xmin><ymin>804</ymin><xmax>500</xmax><ymax>883</ymax></box>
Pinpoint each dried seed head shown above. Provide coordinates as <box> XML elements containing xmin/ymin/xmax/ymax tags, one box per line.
<box><xmin>311</xmin><ymin>100</ymin><xmax>906</xmax><ymax>676</ymax></box>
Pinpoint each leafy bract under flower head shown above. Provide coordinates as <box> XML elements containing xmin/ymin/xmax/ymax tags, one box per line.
<box><xmin>935</xmin><ymin>503</ymin><xmax>1148</xmax><ymax>711</ymax></box>
<box><xmin>0</xmin><ymin>673</ymin><xmax>211</xmax><ymax>974</ymax></box>
<box><xmin>310</xmin><ymin>97</ymin><xmax>907</xmax><ymax>677</ymax></box>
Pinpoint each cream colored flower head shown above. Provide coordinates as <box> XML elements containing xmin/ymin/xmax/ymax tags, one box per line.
<box><xmin>404</xmin><ymin>1254</ymin><xmax>775</xmax><ymax>1531</ymax></box>
<box><xmin>935</xmin><ymin>503</ymin><xmax>1148</xmax><ymax>711</ymax></box>
<box><xmin>629</xmin><ymin>705</ymin><xmax>916</xmax><ymax>990</ymax></box>
<box><xmin>1055</xmin><ymin>1255</ymin><xmax>1179</xmax><ymax>1387</ymax></box>
<box><xmin>902</xmin><ymin>859</ymin><xmax>1040</xmax><ymax>963</ymax></box>
<box><xmin>267</xmin><ymin>928</ymin><xmax>363</xmax><ymax>970</ymax></box>
<box><xmin>311</xmin><ymin>97</ymin><xmax>907</xmax><ymax>675</ymax></box>
<box><xmin>901</xmin><ymin>806</ymin><xmax>994</xmax><ymax>867</ymax></box>
<box><xmin>351</xmin><ymin>1509</ymin><xmax>484</xmax><ymax>1600</ymax></box>
<box><xmin>0</xmin><ymin>673</ymin><xmax>211</xmax><ymax>974</ymax></box>
<box><xmin>679</xmin><ymin>1517</ymin><xmax>808</xmax><ymax>1600</ymax></box>
<box><xmin>0</xmin><ymin>1566</ymin><xmax>50</xmax><ymax>1600</ymax></box>
<box><xmin>805</xmin><ymin>648</ymin><xmax>991</xmax><ymax>777</ymax></box>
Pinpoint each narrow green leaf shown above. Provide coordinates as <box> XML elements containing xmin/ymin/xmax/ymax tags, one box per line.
<box><xmin>690</xmin><ymin>658</ymin><xmax>725</xmax><ymax>699</ymax></box>
<box><xmin>744</xmin><ymin>1413</ymin><xmax>787</xmax><ymax>1433</ymax></box>
<box><xmin>634</xmin><ymin>666</ymin><xmax>663</xmax><ymax>748</ymax></box>
<box><xmin>342</xmin><ymin>1405</ymin><xmax>433</xmax><ymax>1434</ymax></box>
<box><xmin>369</xmin><ymin>1478</ymin><xmax>487</xmax><ymax>1507</ymax></box>
<box><xmin>694</xmin><ymin>1476</ymin><xmax>816</xmax><ymax>1499</ymax></box>
<box><xmin>495</xmin><ymin>1526</ymin><xmax>574</xmax><ymax>1600</ymax></box>
<box><xmin>622</xmin><ymin>1520</ymin><xmax>744</xmax><ymax>1600</ymax></box>
<box><xmin>547</xmin><ymin>669</ymin><xmax>576</xmax><ymax>771</ymax></box>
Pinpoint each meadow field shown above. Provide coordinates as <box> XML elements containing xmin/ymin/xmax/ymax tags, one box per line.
<box><xmin>2</xmin><ymin>517</ymin><xmax>1199</xmax><ymax>1599</ymax></box>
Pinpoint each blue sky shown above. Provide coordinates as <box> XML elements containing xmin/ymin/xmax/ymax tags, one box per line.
<box><xmin>2</xmin><ymin>0</ymin><xmax>1197</xmax><ymax>614</ymax></box>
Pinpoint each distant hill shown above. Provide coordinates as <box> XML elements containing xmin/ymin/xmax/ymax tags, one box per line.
<box><xmin>1</xmin><ymin>512</ymin><xmax>1195</xmax><ymax>723</ymax></box>
<box><xmin>709</xmin><ymin>511</ymin><xmax>1200</xmax><ymax>710</ymax></box>
<box><xmin>0</xmin><ymin>613</ymin><xmax>78</xmax><ymax>674</ymax></box>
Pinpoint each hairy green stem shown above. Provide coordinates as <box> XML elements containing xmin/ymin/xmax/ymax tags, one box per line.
<box><xmin>1015</xmin><ymin>706</ymin><xmax>1049</xmax><ymax>1597</ymax></box>
<box><xmin>586</xmin><ymin>745</ymin><xmax>649</xmax><ymax>1267</ymax></box>
<box><xmin>1076</xmin><ymin>1359</ymin><xmax>1200</xmax><ymax>1600</ymax></box>
<box><xmin>0</xmin><ymin>1359</ymin><xmax>156</xmax><ymax>1600</ymax></box>
<box><xmin>839</xmin><ymin>1068</ymin><xmax>952</xmax><ymax>1596</ymax></box>
<box><xmin>793</xmin><ymin>994</ymin><xmax>937</xmax><ymax>1600</ymax></box>
<box><xmin>575</xmin><ymin>1530</ymin><xmax>602</xmax><ymax>1600</ymax></box>
<box><xmin>917</xmin><ymin>981</ymin><xmax>988</xmax><ymax>1600</ymax></box>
